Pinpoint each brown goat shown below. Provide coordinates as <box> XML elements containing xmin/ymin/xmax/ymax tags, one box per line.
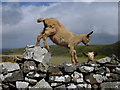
<box><xmin>36</xmin><ymin>18</ymin><xmax>93</xmax><ymax>64</ymax></box>
<box><xmin>83</xmin><ymin>52</ymin><xmax>97</xmax><ymax>63</ymax></box>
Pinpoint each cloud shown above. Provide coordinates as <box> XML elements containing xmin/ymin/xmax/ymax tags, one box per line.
<box><xmin>2</xmin><ymin>2</ymin><xmax>118</xmax><ymax>49</ymax></box>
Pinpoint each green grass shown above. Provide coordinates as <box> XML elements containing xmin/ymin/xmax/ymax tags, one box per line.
<box><xmin>2</xmin><ymin>41</ymin><xmax>120</xmax><ymax>65</ymax></box>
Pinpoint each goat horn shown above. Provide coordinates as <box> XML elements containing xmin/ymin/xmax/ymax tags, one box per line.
<box><xmin>88</xmin><ymin>31</ymin><xmax>93</xmax><ymax>36</ymax></box>
<box><xmin>87</xmin><ymin>31</ymin><xmax>93</xmax><ymax>37</ymax></box>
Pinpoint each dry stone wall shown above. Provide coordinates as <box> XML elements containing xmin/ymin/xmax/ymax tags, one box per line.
<box><xmin>1</xmin><ymin>45</ymin><xmax>120</xmax><ymax>90</ymax></box>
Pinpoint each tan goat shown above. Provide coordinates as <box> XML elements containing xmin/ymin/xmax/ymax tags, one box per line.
<box><xmin>36</xmin><ymin>18</ymin><xmax>93</xmax><ymax>64</ymax></box>
<box><xmin>83</xmin><ymin>52</ymin><xmax>97</xmax><ymax>63</ymax></box>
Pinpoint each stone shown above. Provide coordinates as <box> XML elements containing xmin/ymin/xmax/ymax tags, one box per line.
<box><xmin>49</xmin><ymin>76</ymin><xmax>65</xmax><ymax>83</ymax></box>
<box><xmin>16</xmin><ymin>81</ymin><xmax>29</xmax><ymax>88</ymax></box>
<box><xmin>100</xmin><ymin>82</ymin><xmax>120</xmax><ymax>89</ymax></box>
<box><xmin>48</xmin><ymin>65</ymin><xmax>63</xmax><ymax>75</ymax></box>
<box><xmin>38</xmin><ymin>62</ymin><xmax>49</xmax><ymax>73</ymax></box>
<box><xmin>2</xmin><ymin>68</ymin><xmax>8</xmax><ymax>75</ymax></box>
<box><xmin>85</xmin><ymin>73</ymin><xmax>107</xmax><ymax>84</ymax></box>
<box><xmin>0</xmin><ymin>83</ymin><xmax>2</xmax><ymax>90</ymax></box>
<box><xmin>0</xmin><ymin>62</ymin><xmax>20</xmax><ymax>72</ymax></box>
<box><xmin>106</xmin><ymin>73</ymin><xmax>120</xmax><ymax>81</ymax></box>
<box><xmin>50</xmin><ymin>83</ymin><xmax>62</xmax><ymax>87</ymax></box>
<box><xmin>115</xmin><ymin>67</ymin><xmax>120</xmax><ymax>74</ymax></box>
<box><xmin>23</xmin><ymin>45</ymin><xmax>51</xmax><ymax>63</ymax></box>
<box><xmin>0</xmin><ymin>65</ymin><xmax>2</xmax><ymax>74</ymax></box>
<box><xmin>111</xmin><ymin>54</ymin><xmax>119</xmax><ymax>62</ymax></box>
<box><xmin>25</xmin><ymin>77</ymin><xmax>37</xmax><ymax>84</ymax></box>
<box><xmin>23</xmin><ymin>61</ymin><xmax>37</xmax><ymax>73</ymax></box>
<box><xmin>65</xmin><ymin>75</ymin><xmax>71</xmax><ymax>83</ymax></box>
<box><xmin>26</xmin><ymin>72</ymin><xmax>46</xmax><ymax>78</ymax></box>
<box><xmin>92</xmin><ymin>84</ymin><xmax>99</xmax><ymax>88</ymax></box>
<box><xmin>59</xmin><ymin>62</ymin><xmax>76</xmax><ymax>73</ymax></box>
<box><xmin>32</xmin><ymin>79</ymin><xmax>52</xmax><ymax>89</ymax></box>
<box><xmin>0</xmin><ymin>73</ymin><xmax>13</xmax><ymax>81</ymax></box>
<box><xmin>71</xmin><ymin>71</ymin><xmax>84</xmax><ymax>83</ymax></box>
<box><xmin>4</xmin><ymin>70</ymin><xmax>24</xmax><ymax>82</ymax></box>
<box><xmin>2</xmin><ymin>84</ymin><xmax>9</xmax><ymax>89</ymax></box>
<box><xmin>112</xmin><ymin>67</ymin><xmax>120</xmax><ymax>74</ymax></box>
<box><xmin>94</xmin><ymin>67</ymin><xmax>106</xmax><ymax>75</ymax></box>
<box><xmin>42</xmin><ymin>52</ymin><xmax>51</xmax><ymax>65</ymax></box>
<box><xmin>77</xmin><ymin>83</ymin><xmax>91</xmax><ymax>88</ymax></box>
<box><xmin>67</xmin><ymin>83</ymin><xmax>77</xmax><ymax>90</ymax></box>
<box><xmin>54</xmin><ymin>84</ymin><xmax>66</xmax><ymax>90</ymax></box>
<box><xmin>97</xmin><ymin>57</ymin><xmax>111</xmax><ymax>64</ymax></box>
<box><xmin>79</xmin><ymin>66</ymin><xmax>94</xmax><ymax>73</ymax></box>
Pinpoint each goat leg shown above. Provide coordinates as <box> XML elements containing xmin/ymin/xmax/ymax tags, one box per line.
<box><xmin>73</xmin><ymin>50</ymin><xmax>78</xmax><ymax>64</ymax></box>
<box><xmin>36</xmin><ymin>33</ymin><xmax>43</xmax><ymax>46</ymax></box>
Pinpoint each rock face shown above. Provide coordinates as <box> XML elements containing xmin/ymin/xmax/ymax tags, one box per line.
<box><xmin>1</xmin><ymin>45</ymin><xmax>120</xmax><ymax>89</ymax></box>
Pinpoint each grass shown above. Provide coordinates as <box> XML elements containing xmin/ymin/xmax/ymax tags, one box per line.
<box><xmin>50</xmin><ymin>55</ymin><xmax>106</xmax><ymax>65</ymax></box>
<box><xmin>1</xmin><ymin>41</ymin><xmax>120</xmax><ymax>65</ymax></box>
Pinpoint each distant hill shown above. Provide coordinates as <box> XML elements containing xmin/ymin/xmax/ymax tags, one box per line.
<box><xmin>2</xmin><ymin>41</ymin><xmax>120</xmax><ymax>58</ymax></box>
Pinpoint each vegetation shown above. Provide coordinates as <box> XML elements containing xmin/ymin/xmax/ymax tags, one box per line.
<box><xmin>2</xmin><ymin>41</ymin><xmax>120</xmax><ymax>65</ymax></box>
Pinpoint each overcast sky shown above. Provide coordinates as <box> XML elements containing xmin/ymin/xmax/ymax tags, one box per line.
<box><xmin>1</xmin><ymin>2</ymin><xmax>118</xmax><ymax>49</ymax></box>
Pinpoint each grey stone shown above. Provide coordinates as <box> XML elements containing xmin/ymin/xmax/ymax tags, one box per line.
<box><xmin>0</xmin><ymin>62</ymin><xmax>20</xmax><ymax>72</ymax></box>
<box><xmin>60</xmin><ymin>62</ymin><xmax>76</xmax><ymax>73</ymax></box>
<box><xmin>23</xmin><ymin>45</ymin><xmax>51</xmax><ymax>63</ymax></box>
<box><xmin>71</xmin><ymin>71</ymin><xmax>84</xmax><ymax>83</ymax></box>
<box><xmin>54</xmin><ymin>84</ymin><xmax>66</xmax><ymax>90</ymax></box>
<box><xmin>106</xmin><ymin>73</ymin><xmax>120</xmax><ymax>81</ymax></box>
<box><xmin>25</xmin><ymin>77</ymin><xmax>37</xmax><ymax>84</ymax></box>
<box><xmin>2</xmin><ymin>68</ymin><xmax>8</xmax><ymax>75</ymax></box>
<box><xmin>0</xmin><ymin>83</ymin><xmax>2</xmax><ymax>90</ymax></box>
<box><xmin>0</xmin><ymin>65</ymin><xmax>2</xmax><ymax>74</ymax></box>
<box><xmin>94</xmin><ymin>67</ymin><xmax>107</xmax><ymax>75</ymax></box>
<box><xmin>26</xmin><ymin>72</ymin><xmax>46</xmax><ymax>78</ymax></box>
<box><xmin>100</xmin><ymin>82</ymin><xmax>120</xmax><ymax>89</ymax></box>
<box><xmin>48</xmin><ymin>65</ymin><xmax>63</xmax><ymax>75</ymax></box>
<box><xmin>23</xmin><ymin>61</ymin><xmax>37</xmax><ymax>73</ymax></box>
<box><xmin>38</xmin><ymin>62</ymin><xmax>49</xmax><ymax>72</ymax></box>
<box><xmin>49</xmin><ymin>76</ymin><xmax>65</xmax><ymax>83</ymax></box>
<box><xmin>77</xmin><ymin>83</ymin><xmax>91</xmax><ymax>88</ymax></box>
<box><xmin>0</xmin><ymin>73</ymin><xmax>13</xmax><ymax>81</ymax></box>
<box><xmin>65</xmin><ymin>75</ymin><xmax>71</xmax><ymax>83</ymax></box>
<box><xmin>97</xmin><ymin>57</ymin><xmax>111</xmax><ymax>64</ymax></box>
<box><xmin>85</xmin><ymin>73</ymin><xmax>107</xmax><ymax>84</ymax></box>
<box><xmin>112</xmin><ymin>67</ymin><xmax>120</xmax><ymax>74</ymax></box>
<box><xmin>54</xmin><ymin>76</ymin><xmax>65</xmax><ymax>82</ymax></box>
<box><xmin>4</xmin><ymin>70</ymin><xmax>24</xmax><ymax>82</ymax></box>
<box><xmin>32</xmin><ymin>79</ymin><xmax>52</xmax><ymax>89</ymax></box>
<box><xmin>50</xmin><ymin>83</ymin><xmax>62</xmax><ymax>87</ymax></box>
<box><xmin>115</xmin><ymin>67</ymin><xmax>120</xmax><ymax>74</ymax></box>
<box><xmin>16</xmin><ymin>81</ymin><xmax>29</xmax><ymax>88</ymax></box>
<box><xmin>67</xmin><ymin>83</ymin><xmax>77</xmax><ymax>90</ymax></box>
<box><xmin>42</xmin><ymin>52</ymin><xmax>51</xmax><ymax>65</ymax></box>
<box><xmin>110</xmin><ymin>59</ymin><xmax>119</xmax><ymax>65</ymax></box>
<box><xmin>79</xmin><ymin>66</ymin><xmax>94</xmax><ymax>73</ymax></box>
<box><xmin>111</xmin><ymin>54</ymin><xmax>119</xmax><ymax>62</ymax></box>
<box><xmin>92</xmin><ymin>84</ymin><xmax>99</xmax><ymax>88</ymax></box>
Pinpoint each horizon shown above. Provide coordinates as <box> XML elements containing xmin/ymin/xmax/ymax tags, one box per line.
<box><xmin>2</xmin><ymin>40</ymin><xmax>119</xmax><ymax>50</ymax></box>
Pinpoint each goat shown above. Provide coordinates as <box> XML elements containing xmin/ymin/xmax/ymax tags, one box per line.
<box><xmin>36</xmin><ymin>18</ymin><xmax>93</xmax><ymax>64</ymax></box>
<box><xmin>83</xmin><ymin>52</ymin><xmax>97</xmax><ymax>63</ymax></box>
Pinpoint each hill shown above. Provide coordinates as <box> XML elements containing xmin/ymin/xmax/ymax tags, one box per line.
<box><xmin>2</xmin><ymin>41</ymin><xmax>120</xmax><ymax>58</ymax></box>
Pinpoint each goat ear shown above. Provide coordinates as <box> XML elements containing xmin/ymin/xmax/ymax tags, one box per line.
<box><xmin>83</xmin><ymin>52</ymin><xmax>88</xmax><ymax>57</ymax></box>
<box><xmin>87</xmin><ymin>31</ymin><xmax>93</xmax><ymax>37</ymax></box>
<box><xmin>94</xmin><ymin>52</ymin><xmax>98</xmax><ymax>57</ymax></box>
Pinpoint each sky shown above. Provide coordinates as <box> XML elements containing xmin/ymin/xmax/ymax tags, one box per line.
<box><xmin>1</xmin><ymin>1</ymin><xmax>118</xmax><ymax>49</ymax></box>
